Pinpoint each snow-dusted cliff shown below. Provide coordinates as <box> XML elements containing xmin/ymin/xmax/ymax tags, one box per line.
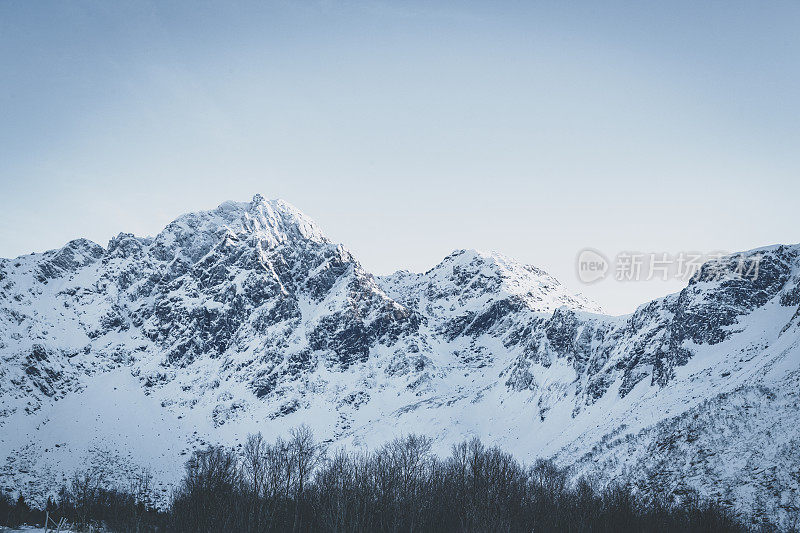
<box><xmin>1</xmin><ymin>196</ymin><xmax>798</xmax><ymax>526</ymax></box>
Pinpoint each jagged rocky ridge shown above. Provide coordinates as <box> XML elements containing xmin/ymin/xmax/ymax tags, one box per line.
<box><xmin>1</xmin><ymin>196</ymin><xmax>798</xmax><ymax>527</ymax></box>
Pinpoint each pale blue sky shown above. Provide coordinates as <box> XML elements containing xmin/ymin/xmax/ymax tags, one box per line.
<box><xmin>1</xmin><ymin>1</ymin><xmax>798</xmax><ymax>314</ymax></box>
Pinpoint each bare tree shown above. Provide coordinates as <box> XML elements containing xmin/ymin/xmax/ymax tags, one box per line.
<box><xmin>242</xmin><ymin>432</ymin><xmax>267</xmax><ymax>497</ymax></box>
<box><xmin>289</xmin><ymin>425</ymin><xmax>325</xmax><ymax>496</ymax></box>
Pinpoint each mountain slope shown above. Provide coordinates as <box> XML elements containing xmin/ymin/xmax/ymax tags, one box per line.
<box><xmin>1</xmin><ymin>196</ymin><xmax>798</xmax><ymax>527</ymax></box>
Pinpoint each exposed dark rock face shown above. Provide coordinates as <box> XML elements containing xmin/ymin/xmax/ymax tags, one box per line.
<box><xmin>0</xmin><ymin>197</ymin><xmax>438</xmax><ymax>420</ymax></box>
<box><xmin>2</xmin><ymin>199</ymin><xmax>799</xmax><ymax>424</ymax></box>
<box><xmin>503</xmin><ymin>245</ymin><xmax>800</xmax><ymax>411</ymax></box>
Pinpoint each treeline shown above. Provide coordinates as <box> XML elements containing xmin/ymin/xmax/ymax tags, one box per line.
<box><xmin>1</xmin><ymin>428</ymin><xmax>773</xmax><ymax>532</ymax></box>
<box><xmin>0</xmin><ymin>469</ymin><xmax>166</xmax><ymax>531</ymax></box>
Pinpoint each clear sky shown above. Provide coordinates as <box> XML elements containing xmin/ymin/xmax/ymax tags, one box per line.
<box><xmin>1</xmin><ymin>1</ymin><xmax>799</xmax><ymax>314</ymax></box>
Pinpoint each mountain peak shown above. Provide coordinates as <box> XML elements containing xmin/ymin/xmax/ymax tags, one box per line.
<box><xmin>440</xmin><ymin>248</ymin><xmax>546</xmax><ymax>276</ymax></box>
<box><xmin>149</xmin><ymin>195</ymin><xmax>327</xmax><ymax>264</ymax></box>
<box><xmin>243</xmin><ymin>195</ymin><xmax>326</xmax><ymax>245</ymax></box>
<box><xmin>379</xmin><ymin>248</ymin><xmax>602</xmax><ymax>316</ymax></box>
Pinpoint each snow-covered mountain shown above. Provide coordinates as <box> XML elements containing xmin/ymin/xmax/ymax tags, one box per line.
<box><xmin>1</xmin><ymin>195</ymin><xmax>798</xmax><ymax>527</ymax></box>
